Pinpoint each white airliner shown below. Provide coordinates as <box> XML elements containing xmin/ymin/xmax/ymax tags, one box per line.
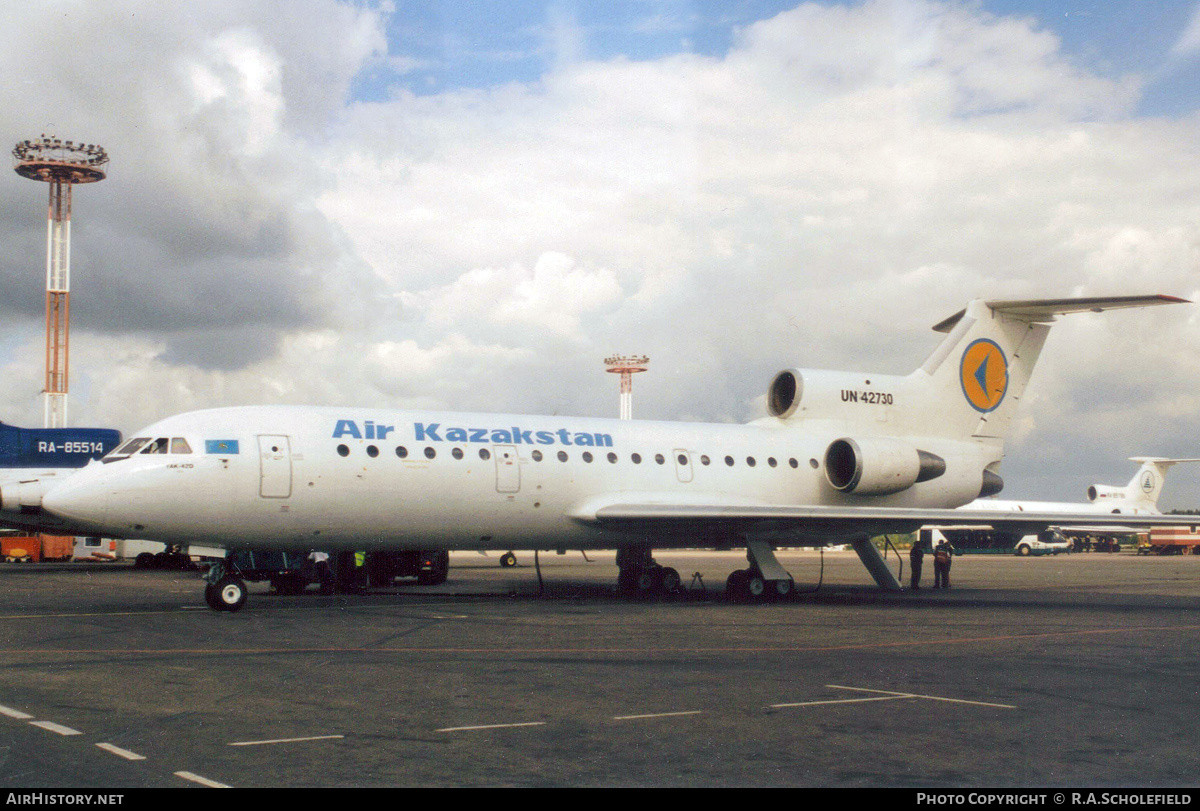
<box><xmin>962</xmin><ymin>457</ymin><xmax>1200</xmax><ymax>518</ymax></box>
<box><xmin>930</xmin><ymin>457</ymin><xmax>1200</xmax><ymax>555</ymax></box>
<box><xmin>3</xmin><ymin>295</ymin><xmax>1198</xmax><ymax>611</ymax></box>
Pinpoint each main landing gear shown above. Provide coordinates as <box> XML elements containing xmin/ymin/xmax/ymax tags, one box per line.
<box><xmin>725</xmin><ymin>540</ymin><xmax>795</xmax><ymax>603</ymax></box>
<box><xmin>616</xmin><ymin>546</ymin><xmax>682</xmax><ymax>597</ymax></box>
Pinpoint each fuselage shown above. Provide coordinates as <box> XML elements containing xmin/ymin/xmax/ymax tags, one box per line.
<box><xmin>39</xmin><ymin>404</ymin><xmax>999</xmax><ymax>552</ymax></box>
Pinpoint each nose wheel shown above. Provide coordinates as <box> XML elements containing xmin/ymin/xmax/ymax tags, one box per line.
<box><xmin>203</xmin><ymin>561</ymin><xmax>248</xmax><ymax>612</ymax></box>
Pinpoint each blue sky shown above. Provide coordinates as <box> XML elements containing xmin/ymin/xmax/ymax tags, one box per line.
<box><xmin>358</xmin><ymin>1</ymin><xmax>1200</xmax><ymax>117</ymax></box>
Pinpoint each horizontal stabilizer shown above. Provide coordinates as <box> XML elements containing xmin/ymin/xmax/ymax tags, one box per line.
<box><xmin>932</xmin><ymin>294</ymin><xmax>1188</xmax><ymax>333</ymax></box>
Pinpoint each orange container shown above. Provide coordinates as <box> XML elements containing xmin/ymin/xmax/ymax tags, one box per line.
<box><xmin>39</xmin><ymin>535</ymin><xmax>74</xmax><ymax>562</ymax></box>
<box><xmin>2</xmin><ymin>536</ymin><xmax>40</xmax><ymax>561</ymax></box>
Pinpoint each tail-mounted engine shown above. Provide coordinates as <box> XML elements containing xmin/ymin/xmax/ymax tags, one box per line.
<box><xmin>0</xmin><ymin>478</ymin><xmax>53</xmax><ymax>514</ymax></box>
<box><xmin>1087</xmin><ymin>484</ymin><xmax>1123</xmax><ymax>503</ymax></box>
<box><xmin>824</xmin><ymin>437</ymin><xmax>946</xmax><ymax>496</ymax></box>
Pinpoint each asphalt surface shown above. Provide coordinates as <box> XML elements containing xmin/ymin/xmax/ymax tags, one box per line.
<box><xmin>0</xmin><ymin>549</ymin><xmax>1198</xmax><ymax>788</ymax></box>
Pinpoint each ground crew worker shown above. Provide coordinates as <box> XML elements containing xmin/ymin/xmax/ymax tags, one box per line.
<box><xmin>909</xmin><ymin>536</ymin><xmax>927</xmax><ymax>590</ymax></box>
<box><xmin>308</xmin><ymin>550</ymin><xmax>334</xmax><ymax>594</ymax></box>
<box><xmin>933</xmin><ymin>538</ymin><xmax>955</xmax><ymax>589</ymax></box>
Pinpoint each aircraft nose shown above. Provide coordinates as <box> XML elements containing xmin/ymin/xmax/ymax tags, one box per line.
<box><xmin>41</xmin><ymin>477</ymin><xmax>110</xmax><ymax>528</ymax></box>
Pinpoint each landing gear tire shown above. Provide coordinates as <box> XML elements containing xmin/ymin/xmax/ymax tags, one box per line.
<box><xmin>659</xmin><ymin>567</ymin><xmax>682</xmax><ymax>594</ymax></box>
<box><xmin>206</xmin><ymin>576</ymin><xmax>248</xmax><ymax>612</ymax></box>
<box><xmin>500</xmin><ymin>552</ymin><xmax>517</xmax><ymax>568</ymax></box>
<box><xmin>726</xmin><ymin>569</ymin><xmax>749</xmax><ymax>601</ymax></box>
<box><xmin>636</xmin><ymin>566</ymin><xmax>662</xmax><ymax>594</ymax></box>
<box><xmin>726</xmin><ymin>569</ymin><xmax>787</xmax><ymax>602</ymax></box>
<box><xmin>746</xmin><ymin>574</ymin><xmax>766</xmax><ymax>599</ymax></box>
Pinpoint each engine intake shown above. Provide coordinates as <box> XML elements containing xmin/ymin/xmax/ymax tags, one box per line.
<box><xmin>0</xmin><ymin>479</ymin><xmax>52</xmax><ymax>514</ymax></box>
<box><xmin>824</xmin><ymin>438</ymin><xmax>945</xmax><ymax>496</ymax></box>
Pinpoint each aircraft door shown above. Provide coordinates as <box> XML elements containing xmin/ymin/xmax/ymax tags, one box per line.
<box><xmin>673</xmin><ymin>449</ymin><xmax>694</xmax><ymax>483</ymax></box>
<box><xmin>257</xmin><ymin>435</ymin><xmax>293</xmax><ymax>498</ymax></box>
<box><xmin>494</xmin><ymin>444</ymin><xmax>520</xmax><ymax>493</ymax></box>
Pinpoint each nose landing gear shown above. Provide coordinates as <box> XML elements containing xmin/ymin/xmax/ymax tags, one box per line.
<box><xmin>203</xmin><ymin>560</ymin><xmax>248</xmax><ymax>612</ymax></box>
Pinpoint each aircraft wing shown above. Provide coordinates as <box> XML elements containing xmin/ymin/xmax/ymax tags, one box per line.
<box><xmin>584</xmin><ymin>501</ymin><xmax>1200</xmax><ymax>539</ymax></box>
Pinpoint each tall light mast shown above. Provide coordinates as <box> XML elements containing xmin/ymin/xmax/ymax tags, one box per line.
<box><xmin>12</xmin><ymin>136</ymin><xmax>108</xmax><ymax>428</ymax></box>
<box><xmin>604</xmin><ymin>355</ymin><xmax>649</xmax><ymax>420</ymax></box>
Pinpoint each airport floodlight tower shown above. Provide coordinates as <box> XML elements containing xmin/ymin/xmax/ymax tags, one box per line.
<box><xmin>12</xmin><ymin>135</ymin><xmax>108</xmax><ymax>428</ymax></box>
<box><xmin>604</xmin><ymin>355</ymin><xmax>649</xmax><ymax>420</ymax></box>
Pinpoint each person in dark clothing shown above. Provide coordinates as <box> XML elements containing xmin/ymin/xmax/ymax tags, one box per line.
<box><xmin>933</xmin><ymin>539</ymin><xmax>955</xmax><ymax>588</ymax></box>
<box><xmin>909</xmin><ymin>537</ymin><xmax>927</xmax><ymax>590</ymax></box>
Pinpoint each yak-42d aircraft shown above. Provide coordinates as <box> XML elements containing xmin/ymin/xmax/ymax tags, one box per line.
<box><xmin>3</xmin><ymin>295</ymin><xmax>1198</xmax><ymax>611</ymax></box>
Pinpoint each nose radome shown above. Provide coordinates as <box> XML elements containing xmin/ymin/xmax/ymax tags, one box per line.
<box><xmin>41</xmin><ymin>477</ymin><xmax>109</xmax><ymax>527</ymax></box>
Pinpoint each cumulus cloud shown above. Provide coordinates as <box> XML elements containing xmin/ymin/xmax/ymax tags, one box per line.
<box><xmin>1</xmin><ymin>0</ymin><xmax>1198</xmax><ymax>505</ymax></box>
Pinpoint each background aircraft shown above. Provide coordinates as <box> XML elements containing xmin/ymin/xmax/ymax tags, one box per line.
<box><xmin>0</xmin><ymin>421</ymin><xmax>121</xmax><ymax>527</ymax></box>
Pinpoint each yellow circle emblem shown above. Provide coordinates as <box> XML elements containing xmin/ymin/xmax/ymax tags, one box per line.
<box><xmin>960</xmin><ymin>339</ymin><xmax>1008</xmax><ymax>413</ymax></box>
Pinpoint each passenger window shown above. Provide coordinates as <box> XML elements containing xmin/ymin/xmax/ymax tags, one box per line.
<box><xmin>768</xmin><ymin>457</ymin><xmax>777</xmax><ymax>468</ymax></box>
<box><xmin>631</xmin><ymin>453</ymin><xmax>642</xmax><ymax>464</ymax></box>
<box><xmin>367</xmin><ymin>445</ymin><xmax>379</xmax><ymax>458</ymax></box>
<box><xmin>337</xmin><ymin>444</ymin><xmax>350</xmax><ymax>457</ymax></box>
<box><xmin>582</xmin><ymin>452</ymin><xmax>593</xmax><ymax>463</ymax></box>
<box><xmin>655</xmin><ymin>454</ymin><xmax>665</xmax><ymax>465</ymax></box>
<box><xmin>725</xmin><ymin>455</ymin><xmax>734</xmax><ymax>466</ymax></box>
<box><xmin>479</xmin><ymin>448</ymin><xmax>491</xmax><ymax>460</ymax></box>
<box><xmin>607</xmin><ymin>452</ymin><xmax>617</xmax><ymax>463</ymax></box>
<box><xmin>746</xmin><ymin>457</ymin><xmax>756</xmax><ymax>467</ymax></box>
<box><xmin>677</xmin><ymin>454</ymin><xmax>688</xmax><ymax>466</ymax></box>
<box><xmin>701</xmin><ymin>455</ymin><xmax>710</xmax><ymax>466</ymax></box>
<box><xmin>424</xmin><ymin>447</ymin><xmax>436</xmax><ymax>460</ymax></box>
<box><xmin>452</xmin><ymin>448</ymin><xmax>464</xmax><ymax>460</ymax></box>
<box><xmin>170</xmin><ymin>438</ymin><xmax>193</xmax><ymax>454</ymax></box>
<box><xmin>557</xmin><ymin>451</ymin><xmax>568</xmax><ymax>462</ymax></box>
<box><xmin>532</xmin><ymin>450</ymin><xmax>543</xmax><ymax>461</ymax></box>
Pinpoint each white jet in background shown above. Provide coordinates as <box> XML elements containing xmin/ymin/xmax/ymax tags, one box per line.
<box><xmin>924</xmin><ymin>457</ymin><xmax>1200</xmax><ymax>555</ymax></box>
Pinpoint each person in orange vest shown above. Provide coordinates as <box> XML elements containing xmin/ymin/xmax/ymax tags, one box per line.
<box><xmin>933</xmin><ymin>538</ymin><xmax>955</xmax><ymax>589</ymax></box>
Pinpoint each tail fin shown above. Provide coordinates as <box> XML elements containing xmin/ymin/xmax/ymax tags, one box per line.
<box><xmin>1122</xmin><ymin>457</ymin><xmax>1200</xmax><ymax>508</ymax></box>
<box><xmin>914</xmin><ymin>295</ymin><xmax>1187</xmax><ymax>440</ymax></box>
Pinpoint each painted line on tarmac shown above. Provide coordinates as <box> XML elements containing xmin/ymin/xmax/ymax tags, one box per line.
<box><xmin>437</xmin><ymin>721</ymin><xmax>547</xmax><ymax>733</ymax></box>
<box><xmin>826</xmin><ymin>684</ymin><xmax>1017</xmax><ymax>709</ymax></box>
<box><xmin>174</xmin><ymin>771</ymin><xmax>232</xmax><ymax>788</ymax></box>
<box><xmin>229</xmin><ymin>734</ymin><xmax>344</xmax><ymax>747</ymax></box>
<box><xmin>29</xmin><ymin>720</ymin><xmax>82</xmax><ymax>736</ymax></box>
<box><xmin>96</xmin><ymin>742</ymin><xmax>147</xmax><ymax>761</ymax></box>
<box><xmin>0</xmin><ymin>704</ymin><xmax>33</xmax><ymax>720</ymax></box>
<box><xmin>612</xmin><ymin>710</ymin><xmax>703</xmax><ymax>720</ymax></box>
<box><xmin>771</xmin><ymin>695</ymin><xmax>915</xmax><ymax>709</ymax></box>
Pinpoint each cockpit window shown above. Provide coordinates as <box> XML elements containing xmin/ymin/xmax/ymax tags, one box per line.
<box><xmin>140</xmin><ymin>438</ymin><xmax>170</xmax><ymax>454</ymax></box>
<box><xmin>112</xmin><ymin>437</ymin><xmax>150</xmax><ymax>457</ymax></box>
<box><xmin>171</xmin><ymin>437</ymin><xmax>193</xmax><ymax>454</ymax></box>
